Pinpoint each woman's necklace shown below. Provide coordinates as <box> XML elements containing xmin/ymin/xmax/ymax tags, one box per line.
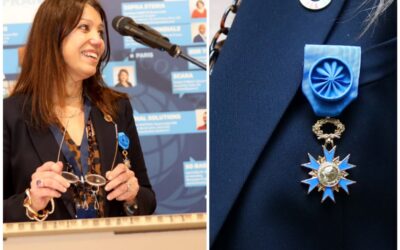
<box><xmin>55</xmin><ymin>95</ymin><xmax>84</xmax><ymax>119</ymax></box>
<box><xmin>56</xmin><ymin>107</ymin><xmax>83</xmax><ymax>119</ymax></box>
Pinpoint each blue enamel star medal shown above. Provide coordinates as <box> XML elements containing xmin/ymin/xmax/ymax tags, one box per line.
<box><xmin>301</xmin><ymin>45</ymin><xmax>361</xmax><ymax>203</ymax></box>
<box><xmin>302</xmin><ymin>118</ymin><xmax>355</xmax><ymax>202</ymax></box>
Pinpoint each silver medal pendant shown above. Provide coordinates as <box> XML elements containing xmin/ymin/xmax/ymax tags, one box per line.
<box><xmin>301</xmin><ymin>118</ymin><xmax>356</xmax><ymax>203</ymax></box>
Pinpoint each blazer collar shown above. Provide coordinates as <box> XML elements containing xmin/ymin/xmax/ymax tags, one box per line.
<box><xmin>210</xmin><ymin>0</ymin><xmax>346</xmax><ymax>243</ymax></box>
<box><xmin>90</xmin><ymin>106</ymin><xmax>120</xmax><ymax>177</ymax></box>
<box><xmin>87</xmin><ymin>105</ymin><xmax>121</xmax><ymax>217</ymax></box>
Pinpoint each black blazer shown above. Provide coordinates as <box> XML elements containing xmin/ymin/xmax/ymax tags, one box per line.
<box><xmin>4</xmin><ymin>94</ymin><xmax>156</xmax><ymax>222</ymax></box>
<box><xmin>210</xmin><ymin>0</ymin><xmax>396</xmax><ymax>249</ymax></box>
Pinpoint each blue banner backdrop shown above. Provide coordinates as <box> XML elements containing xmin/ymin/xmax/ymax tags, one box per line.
<box><xmin>3</xmin><ymin>0</ymin><xmax>207</xmax><ymax>214</ymax></box>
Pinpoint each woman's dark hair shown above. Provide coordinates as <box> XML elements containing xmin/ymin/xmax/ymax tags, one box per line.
<box><xmin>12</xmin><ymin>0</ymin><xmax>126</xmax><ymax>128</ymax></box>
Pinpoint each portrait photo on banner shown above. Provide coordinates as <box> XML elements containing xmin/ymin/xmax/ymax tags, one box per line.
<box><xmin>113</xmin><ymin>66</ymin><xmax>137</xmax><ymax>88</ymax></box>
<box><xmin>189</xmin><ymin>0</ymin><xmax>207</xmax><ymax>19</ymax></box>
<box><xmin>191</xmin><ymin>22</ymin><xmax>206</xmax><ymax>44</ymax></box>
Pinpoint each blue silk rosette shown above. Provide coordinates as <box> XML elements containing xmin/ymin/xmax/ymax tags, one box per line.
<box><xmin>302</xmin><ymin>45</ymin><xmax>361</xmax><ymax>117</ymax></box>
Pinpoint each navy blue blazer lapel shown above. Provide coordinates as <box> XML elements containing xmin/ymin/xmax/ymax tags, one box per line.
<box><xmin>210</xmin><ymin>0</ymin><xmax>346</xmax><ymax>243</ymax></box>
<box><xmin>26</xmin><ymin>123</ymin><xmax>76</xmax><ymax>218</ymax></box>
<box><xmin>90</xmin><ymin>106</ymin><xmax>122</xmax><ymax>217</ymax></box>
<box><xmin>90</xmin><ymin>107</ymin><xmax>119</xmax><ymax>177</ymax></box>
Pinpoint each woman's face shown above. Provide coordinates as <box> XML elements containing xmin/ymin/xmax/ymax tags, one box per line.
<box><xmin>196</xmin><ymin>1</ymin><xmax>204</xmax><ymax>9</ymax></box>
<box><xmin>119</xmin><ymin>71</ymin><xmax>129</xmax><ymax>82</ymax></box>
<box><xmin>62</xmin><ymin>4</ymin><xmax>105</xmax><ymax>83</ymax></box>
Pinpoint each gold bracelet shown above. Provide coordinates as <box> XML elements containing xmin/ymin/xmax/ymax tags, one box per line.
<box><xmin>23</xmin><ymin>188</ymin><xmax>55</xmax><ymax>222</ymax></box>
<box><xmin>25</xmin><ymin>207</ymin><xmax>49</xmax><ymax>221</ymax></box>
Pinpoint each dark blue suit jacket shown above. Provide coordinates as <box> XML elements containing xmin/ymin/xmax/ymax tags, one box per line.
<box><xmin>4</xmin><ymin>95</ymin><xmax>156</xmax><ymax>222</ymax></box>
<box><xmin>210</xmin><ymin>0</ymin><xmax>396</xmax><ymax>249</ymax></box>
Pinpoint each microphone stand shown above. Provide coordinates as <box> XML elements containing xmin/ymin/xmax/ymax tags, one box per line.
<box><xmin>179</xmin><ymin>52</ymin><xmax>207</xmax><ymax>70</ymax></box>
<box><xmin>166</xmin><ymin>45</ymin><xmax>207</xmax><ymax>71</ymax></box>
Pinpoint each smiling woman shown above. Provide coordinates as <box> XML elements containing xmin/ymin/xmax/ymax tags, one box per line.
<box><xmin>62</xmin><ymin>4</ymin><xmax>105</xmax><ymax>84</ymax></box>
<box><xmin>4</xmin><ymin>0</ymin><xmax>156</xmax><ymax>222</ymax></box>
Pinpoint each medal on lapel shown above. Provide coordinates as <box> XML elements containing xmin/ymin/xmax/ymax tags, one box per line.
<box><xmin>118</xmin><ymin>132</ymin><xmax>131</xmax><ymax>168</ymax></box>
<box><xmin>301</xmin><ymin>45</ymin><xmax>361</xmax><ymax>203</ymax></box>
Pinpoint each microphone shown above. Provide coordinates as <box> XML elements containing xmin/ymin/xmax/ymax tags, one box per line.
<box><xmin>112</xmin><ymin>16</ymin><xmax>179</xmax><ymax>57</ymax></box>
<box><xmin>112</xmin><ymin>16</ymin><xmax>206</xmax><ymax>70</ymax></box>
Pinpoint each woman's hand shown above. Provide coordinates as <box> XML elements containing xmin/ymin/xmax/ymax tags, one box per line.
<box><xmin>29</xmin><ymin>161</ymin><xmax>70</xmax><ymax>211</ymax></box>
<box><xmin>105</xmin><ymin>163</ymin><xmax>139</xmax><ymax>203</ymax></box>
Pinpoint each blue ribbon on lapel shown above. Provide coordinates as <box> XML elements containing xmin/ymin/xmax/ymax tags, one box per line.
<box><xmin>302</xmin><ymin>45</ymin><xmax>361</xmax><ymax>116</ymax></box>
